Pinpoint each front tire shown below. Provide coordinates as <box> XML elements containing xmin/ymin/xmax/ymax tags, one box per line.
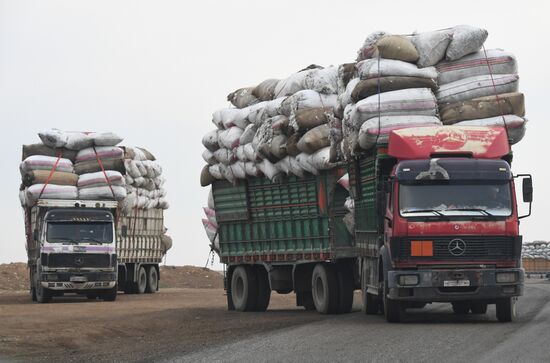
<box><xmin>230</xmin><ymin>266</ymin><xmax>258</xmax><ymax>311</ymax></box>
<box><xmin>35</xmin><ymin>281</ymin><xmax>52</xmax><ymax>303</ymax></box>
<box><xmin>254</xmin><ymin>266</ymin><xmax>271</xmax><ymax>312</ymax></box>
<box><xmin>336</xmin><ymin>264</ymin><xmax>354</xmax><ymax>314</ymax></box>
<box><xmin>496</xmin><ymin>297</ymin><xmax>517</xmax><ymax>322</ymax></box>
<box><xmin>311</xmin><ymin>264</ymin><xmax>339</xmax><ymax>314</ymax></box>
<box><xmin>101</xmin><ymin>285</ymin><xmax>118</xmax><ymax>301</ymax></box>
<box><xmin>146</xmin><ymin>266</ymin><xmax>158</xmax><ymax>294</ymax></box>
<box><xmin>383</xmin><ymin>279</ymin><xmax>402</xmax><ymax>322</ymax></box>
<box><xmin>470</xmin><ymin>302</ymin><xmax>488</xmax><ymax>314</ymax></box>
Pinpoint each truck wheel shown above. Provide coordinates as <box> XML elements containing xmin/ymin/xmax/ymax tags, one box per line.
<box><xmin>30</xmin><ymin>270</ymin><xmax>37</xmax><ymax>302</ymax></box>
<box><xmin>101</xmin><ymin>285</ymin><xmax>118</xmax><ymax>301</ymax></box>
<box><xmin>296</xmin><ymin>291</ymin><xmax>316</xmax><ymax>310</ymax></box>
<box><xmin>136</xmin><ymin>266</ymin><xmax>147</xmax><ymax>294</ymax></box>
<box><xmin>336</xmin><ymin>264</ymin><xmax>354</xmax><ymax>314</ymax></box>
<box><xmin>496</xmin><ymin>297</ymin><xmax>517</xmax><ymax>322</ymax></box>
<box><xmin>35</xmin><ymin>281</ymin><xmax>52</xmax><ymax>304</ymax></box>
<box><xmin>231</xmin><ymin>266</ymin><xmax>258</xmax><ymax>311</ymax></box>
<box><xmin>470</xmin><ymin>302</ymin><xmax>488</xmax><ymax>314</ymax></box>
<box><xmin>452</xmin><ymin>302</ymin><xmax>470</xmax><ymax>315</ymax></box>
<box><xmin>363</xmin><ymin>290</ymin><xmax>380</xmax><ymax>315</ymax></box>
<box><xmin>146</xmin><ymin>266</ymin><xmax>159</xmax><ymax>294</ymax></box>
<box><xmin>254</xmin><ymin>266</ymin><xmax>271</xmax><ymax>312</ymax></box>
<box><xmin>383</xmin><ymin>279</ymin><xmax>402</xmax><ymax>322</ymax></box>
<box><xmin>311</xmin><ymin>264</ymin><xmax>339</xmax><ymax>314</ymax></box>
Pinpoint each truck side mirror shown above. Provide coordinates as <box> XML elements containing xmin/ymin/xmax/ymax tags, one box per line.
<box><xmin>33</xmin><ymin>229</ymin><xmax>38</xmax><ymax>242</ymax></box>
<box><xmin>121</xmin><ymin>225</ymin><xmax>128</xmax><ymax>238</ymax></box>
<box><xmin>522</xmin><ymin>177</ymin><xmax>533</xmax><ymax>203</ymax></box>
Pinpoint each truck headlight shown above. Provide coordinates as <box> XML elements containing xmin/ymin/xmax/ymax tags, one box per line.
<box><xmin>399</xmin><ymin>275</ymin><xmax>419</xmax><ymax>286</ymax></box>
<box><xmin>496</xmin><ymin>272</ymin><xmax>518</xmax><ymax>283</ymax></box>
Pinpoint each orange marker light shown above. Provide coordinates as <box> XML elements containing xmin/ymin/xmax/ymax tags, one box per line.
<box><xmin>411</xmin><ymin>240</ymin><xmax>433</xmax><ymax>257</ymax></box>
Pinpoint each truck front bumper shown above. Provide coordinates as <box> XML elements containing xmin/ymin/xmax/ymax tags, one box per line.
<box><xmin>40</xmin><ymin>271</ymin><xmax>117</xmax><ymax>291</ymax></box>
<box><xmin>387</xmin><ymin>268</ymin><xmax>524</xmax><ymax>302</ymax></box>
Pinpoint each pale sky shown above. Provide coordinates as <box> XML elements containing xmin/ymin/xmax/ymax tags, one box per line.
<box><xmin>0</xmin><ymin>0</ymin><xmax>548</xmax><ymax>268</ymax></box>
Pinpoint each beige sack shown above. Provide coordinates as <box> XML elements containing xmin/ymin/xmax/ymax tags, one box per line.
<box><xmin>374</xmin><ymin>35</ymin><xmax>419</xmax><ymax>63</ymax></box>
<box><xmin>200</xmin><ymin>165</ymin><xmax>213</xmax><ymax>187</ymax></box>
<box><xmin>252</xmin><ymin>79</ymin><xmax>279</xmax><ymax>101</ymax></box>
<box><xmin>286</xmin><ymin>133</ymin><xmax>302</xmax><ymax>157</ymax></box>
<box><xmin>74</xmin><ymin>158</ymin><xmax>125</xmax><ymax>175</ymax></box>
<box><xmin>297</xmin><ymin>124</ymin><xmax>331</xmax><ymax>154</ymax></box>
<box><xmin>351</xmin><ymin>76</ymin><xmax>438</xmax><ymax>102</ymax></box>
<box><xmin>294</xmin><ymin>107</ymin><xmax>333</xmax><ymax>131</ymax></box>
<box><xmin>22</xmin><ymin>144</ymin><xmax>77</xmax><ymax>162</ymax></box>
<box><xmin>22</xmin><ymin>170</ymin><xmax>79</xmax><ymax>187</ymax></box>
<box><xmin>440</xmin><ymin>92</ymin><xmax>525</xmax><ymax>125</ymax></box>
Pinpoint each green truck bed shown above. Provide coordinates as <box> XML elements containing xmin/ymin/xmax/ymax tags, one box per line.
<box><xmin>213</xmin><ymin>166</ymin><xmax>357</xmax><ymax>264</ymax></box>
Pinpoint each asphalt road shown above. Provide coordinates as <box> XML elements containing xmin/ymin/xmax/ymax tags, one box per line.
<box><xmin>171</xmin><ymin>280</ymin><xmax>550</xmax><ymax>362</ymax></box>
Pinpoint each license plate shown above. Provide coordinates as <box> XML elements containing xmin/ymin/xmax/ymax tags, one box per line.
<box><xmin>70</xmin><ymin>276</ymin><xmax>88</xmax><ymax>282</ymax></box>
<box><xmin>444</xmin><ymin>279</ymin><xmax>470</xmax><ymax>287</ymax></box>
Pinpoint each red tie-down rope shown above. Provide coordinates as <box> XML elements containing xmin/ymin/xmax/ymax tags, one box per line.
<box><xmin>92</xmin><ymin>146</ymin><xmax>116</xmax><ymax>199</ymax></box>
<box><xmin>482</xmin><ymin>44</ymin><xmax>511</xmax><ymax>143</ymax></box>
<box><xmin>38</xmin><ymin>154</ymin><xmax>62</xmax><ymax>199</ymax></box>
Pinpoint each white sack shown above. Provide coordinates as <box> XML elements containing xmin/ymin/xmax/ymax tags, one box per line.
<box><xmin>239</xmin><ymin>124</ymin><xmax>257</xmax><ymax>145</ymax></box>
<box><xmin>209</xmin><ymin>164</ymin><xmax>223</xmax><ymax>179</ymax></box>
<box><xmin>202</xmin><ymin>149</ymin><xmax>217</xmax><ymax>165</ymax></box>
<box><xmin>356</xmin><ymin>31</ymin><xmax>388</xmax><ymax>61</ymax></box>
<box><xmin>20</xmin><ymin>155</ymin><xmax>74</xmax><ymax>175</ymax></box>
<box><xmin>356</xmin><ymin>58</ymin><xmax>437</xmax><ymax>80</ymax></box>
<box><xmin>213</xmin><ymin>148</ymin><xmax>235</xmax><ymax>165</ymax></box>
<box><xmin>230</xmin><ymin>162</ymin><xmax>246</xmax><ymax>179</ymax></box>
<box><xmin>26</xmin><ymin>184</ymin><xmax>78</xmax><ymax>205</ymax></box>
<box><xmin>358</xmin><ymin>115</ymin><xmax>442</xmax><ymax>150</ymax></box>
<box><xmin>280</xmin><ymin>90</ymin><xmax>338</xmax><ymax>116</ymax></box>
<box><xmin>296</xmin><ymin>153</ymin><xmax>319</xmax><ymax>175</ymax></box>
<box><xmin>78</xmin><ymin>185</ymin><xmax>127</xmax><ymax>200</ymax></box>
<box><xmin>218</xmin><ymin>126</ymin><xmax>244</xmax><ymax>149</ymax></box>
<box><xmin>455</xmin><ymin>115</ymin><xmax>527</xmax><ymax>145</ymax></box>
<box><xmin>257</xmin><ymin>159</ymin><xmax>282</xmax><ymax>182</ymax></box>
<box><xmin>311</xmin><ymin>147</ymin><xmax>335</xmax><ymax>170</ymax></box>
<box><xmin>446</xmin><ymin>25</ymin><xmax>488</xmax><ymax>61</ymax></box>
<box><xmin>78</xmin><ymin>171</ymin><xmax>125</xmax><ymax>188</ymax></box>
<box><xmin>38</xmin><ymin>129</ymin><xmax>67</xmax><ymax>148</ymax></box>
<box><xmin>274</xmin><ymin>69</ymin><xmax>318</xmax><ymax>98</ymax></box>
<box><xmin>436</xmin><ymin>74</ymin><xmax>519</xmax><ymax>105</ymax></box>
<box><xmin>76</xmin><ymin>146</ymin><xmax>124</xmax><ymax>163</ymax></box>
<box><xmin>410</xmin><ymin>30</ymin><xmax>452</xmax><ymax>67</ymax></box>
<box><xmin>65</xmin><ymin>132</ymin><xmax>94</xmax><ymax>150</ymax></box>
<box><xmin>304</xmin><ymin>66</ymin><xmax>339</xmax><ymax>94</ymax></box>
<box><xmin>202</xmin><ymin>130</ymin><xmax>220</xmax><ymax>152</ymax></box>
<box><xmin>91</xmin><ymin>132</ymin><xmax>123</xmax><ymax>146</ymax></box>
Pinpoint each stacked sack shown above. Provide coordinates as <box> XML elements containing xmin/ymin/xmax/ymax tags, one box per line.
<box><xmin>201</xmin><ymin>64</ymin><xmax>345</xmax><ymax>185</ymax></box>
<box><xmin>202</xmin><ymin>189</ymin><xmax>219</xmax><ymax>252</ymax></box>
<box><xmin>200</xmin><ymin>25</ymin><xmax>530</xmax><ymax>245</ymax></box>
<box><xmin>522</xmin><ymin>241</ymin><xmax>550</xmax><ymax>261</ymax></box>
<box><xmin>19</xmin><ymin>129</ymin><xmax>169</xmax><ymax>214</ymax></box>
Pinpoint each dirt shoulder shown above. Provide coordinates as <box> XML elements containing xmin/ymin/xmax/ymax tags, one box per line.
<box><xmin>0</xmin><ymin>263</ymin><xmax>223</xmax><ymax>292</ymax></box>
<box><xmin>0</xmin><ymin>288</ymin><xmax>324</xmax><ymax>362</ymax></box>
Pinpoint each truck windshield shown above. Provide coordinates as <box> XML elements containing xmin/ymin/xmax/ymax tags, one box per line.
<box><xmin>399</xmin><ymin>183</ymin><xmax>512</xmax><ymax>218</ymax></box>
<box><xmin>47</xmin><ymin>222</ymin><xmax>113</xmax><ymax>243</ymax></box>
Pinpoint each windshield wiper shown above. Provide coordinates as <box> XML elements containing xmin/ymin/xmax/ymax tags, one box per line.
<box><xmin>446</xmin><ymin>208</ymin><xmax>494</xmax><ymax>216</ymax></box>
<box><xmin>401</xmin><ymin>209</ymin><xmax>445</xmax><ymax>217</ymax></box>
<box><xmin>81</xmin><ymin>237</ymin><xmax>109</xmax><ymax>244</ymax></box>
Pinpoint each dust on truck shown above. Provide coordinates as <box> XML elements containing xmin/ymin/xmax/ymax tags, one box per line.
<box><xmin>211</xmin><ymin>126</ymin><xmax>532</xmax><ymax>322</ymax></box>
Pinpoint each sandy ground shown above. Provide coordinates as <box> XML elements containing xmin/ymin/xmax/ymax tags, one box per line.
<box><xmin>0</xmin><ymin>288</ymin><xmax>325</xmax><ymax>362</ymax></box>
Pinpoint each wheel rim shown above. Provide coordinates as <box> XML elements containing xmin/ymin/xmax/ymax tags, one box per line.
<box><xmin>314</xmin><ymin>275</ymin><xmax>325</xmax><ymax>304</ymax></box>
<box><xmin>235</xmin><ymin>275</ymin><xmax>244</xmax><ymax>301</ymax></box>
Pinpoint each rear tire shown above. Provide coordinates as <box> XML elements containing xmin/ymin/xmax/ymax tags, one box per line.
<box><xmin>311</xmin><ymin>264</ymin><xmax>339</xmax><ymax>314</ymax></box>
<box><xmin>230</xmin><ymin>266</ymin><xmax>258</xmax><ymax>312</ymax></box>
<box><xmin>452</xmin><ymin>302</ymin><xmax>470</xmax><ymax>315</ymax></box>
<box><xmin>336</xmin><ymin>264</ymin><xmax>354</xmax><ymax>314</ymax></box>
<box><xmin>496</xmin><ymin>297</ymin><xmax>517</xmax><ymax>322</ymax></box>
<box><xmin>136</xmin><ymin>266</ymin><xmax>147</xmax><ymax>294</ymax></box>
<box><xmin>146</xmin><ymin>266</ymin><xmax>158</xmax><ymax>294</ymax></box>
<box><xmin>254</xmin><ymin>266</ymin><xmax>271</xmax><ymax>312</ymax></box>
<box><xmin>470</xmin><ymin>302</ymin><xmax>488</xmax><ymax>314</ymax></box>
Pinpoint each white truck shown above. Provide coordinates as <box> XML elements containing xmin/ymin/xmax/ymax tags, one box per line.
<box><xmin>25</xmin><ymin>199</ymin><xmax>168</xmax><ymax>303</ymax></box>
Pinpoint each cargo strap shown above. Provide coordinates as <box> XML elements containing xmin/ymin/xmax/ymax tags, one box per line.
<box><xmin>92</xmin><ymin>146</ymin><xmax>116</xmax><ymax>199</ymax></box>
<box><xmin>38</xmin><ymin>154</ymin><xmax>62</xmax><ymax>199</ymax></box>
<box><xmin>132</xmin><ymin>187</ymin><xmax>139</xmax><ymax>238</ymax></box>
<box><xmin>482</xmin><ymin>45</ymin><xmax>511</xmax><ymax>143</ymax></box>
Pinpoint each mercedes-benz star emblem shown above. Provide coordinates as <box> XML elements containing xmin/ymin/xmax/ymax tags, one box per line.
<box><xmin>448</xmin><ymin>239</ymin><xmax>467</xmax><ymax>256</ymax></box>
<box><xmin>74</xmin><ymin>257</ymin><xmax>84</xmax><ymax>266</ymax></box>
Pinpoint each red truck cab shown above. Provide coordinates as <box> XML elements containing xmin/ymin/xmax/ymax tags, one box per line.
<box><xmin>381</xmin><ymin>126</ymin><xmax>532</xmax><ymax>322</ymax></box>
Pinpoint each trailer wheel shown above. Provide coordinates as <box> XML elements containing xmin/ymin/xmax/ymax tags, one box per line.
<box><xmin>496</xmin><ymin>297</ymin><xmax>517</xmax><ymax>322</ymax></box>
<box><xmin>136</xmin><ymin>266</ymin><xmax>147</xmax><ymax>294</ymax></box>
<box><xmin>231</xmin><ymin>266</ymin><xmax>258</xmax><ymax>311</ymax></box>
<box><xmin>311</xmin><ymin>264</ymin><xmax>339</xmax><ymax>314</ymax></box>
<box><xmin>470</xmin><ymin>302</ymin><xmax>488</xmax><ymax>314</ymax></box>
<box><xmin>336</xmin><ymin>264</ymin><xmax>354</xmax><ymax>314</ymax></box>
<box><xmin>146</xmin><ymin>266</ymin><xmax>158</xmax><ymax>294</ymax></box>
<box><xmin>254</xmin><ymin>266</ymin><xmax>271</xmax><ymax>312</ymax></box>
<box><xmin>383</xmin><ymin>279</ymin><xmax>402</xmax><ymax>322</ymax></box>
<box><xmin>452</xmin><ymin>302</ymin><xmax>470</xmax><ymax>315</ymax></box>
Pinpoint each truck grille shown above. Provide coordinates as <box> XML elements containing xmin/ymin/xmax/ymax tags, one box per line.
<box><xmin>44</xmin><ymin>253</ymin><xmax>111</xmax><ymax>268</ymax></box>
<box><xmin>391</xmin><ymin>236</ymin><xmax>521</xmax><ymax>261</ymax></box>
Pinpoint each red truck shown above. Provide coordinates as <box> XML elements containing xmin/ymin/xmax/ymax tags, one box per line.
<box><xmin>356</xmin><ymin>126</ymin><xmax>532</xmax><ymax>322</ymax></box>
